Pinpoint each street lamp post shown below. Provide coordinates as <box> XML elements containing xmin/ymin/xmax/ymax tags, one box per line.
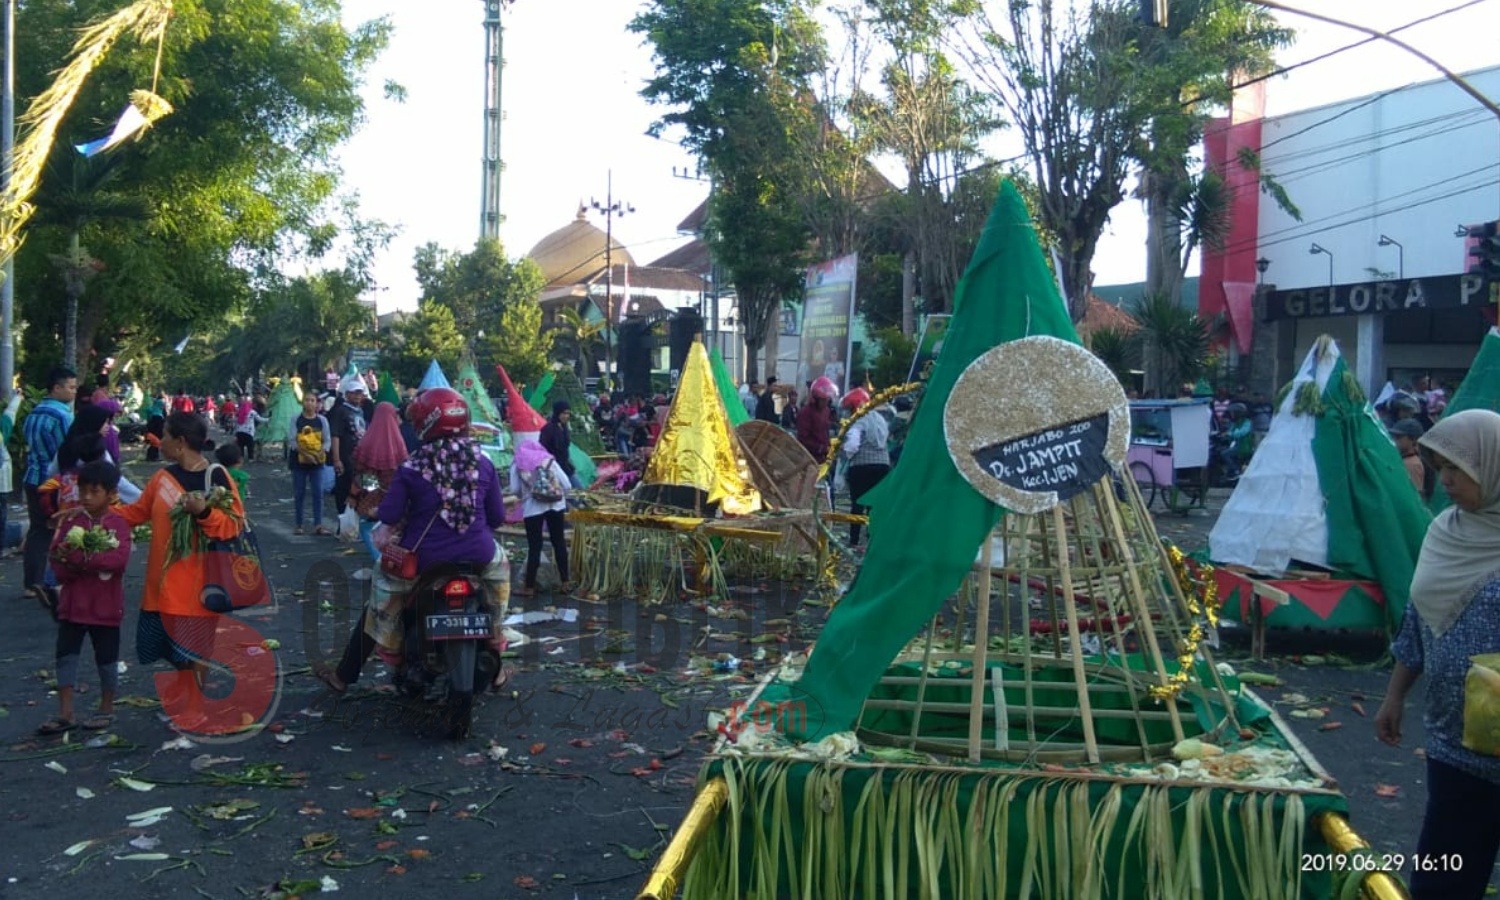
<box><xmin>1309</xmin><ymin>243</ymin><xmax>1334</xmax><ymax>287</ymax></box>
<box><xmin>590</xmin><ymin>171</ymin><xmax>632</xmax><ymax>395</ymax></box>
<box><xmin>1377</xmin><ymin>234</ymin><xmax>1403</xmax><ymax>279</ymax></box>
<box><xmin>1255</xmin><ymin>257</ymin><xmax>1271</xmax><ymax>285</ymax></box>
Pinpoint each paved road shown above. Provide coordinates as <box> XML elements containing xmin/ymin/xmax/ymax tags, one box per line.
<box><xmin>0</xmin><ymin>455</ymin><xmax>1458</xmax><ymax>896</ymax></box>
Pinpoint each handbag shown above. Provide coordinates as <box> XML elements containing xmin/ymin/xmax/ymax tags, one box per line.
<box><xmin>379</xmin><ymin>513</ymin><xmax>438</xmax><ymax>581</ymax></box>
<box><xmin>1463</xmin><ymin>652</ymin><xmax>1500</xmax><ymax>757</ymax></box>
<box><xmin>199</xmin><ymin>464</ymin><xmax>273</xmax><ymax>614</ymax></box>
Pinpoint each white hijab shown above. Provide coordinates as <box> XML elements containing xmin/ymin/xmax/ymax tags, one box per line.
<box><xmin>1409</xmin><ymin>409</ymin><xmax>1500</xmax><ymax>637</ymax></box>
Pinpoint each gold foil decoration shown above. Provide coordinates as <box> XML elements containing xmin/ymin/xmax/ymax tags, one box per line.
<box><xmin>642</xmin><ymin>341</ymin><xmax>762</xmax><ymax>515</ymax></box>
<box><xmin>636</xmin><ymin>777</ymin><xmax>730</xmax><ymax>900</ymax></box>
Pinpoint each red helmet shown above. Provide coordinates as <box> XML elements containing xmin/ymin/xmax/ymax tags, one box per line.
<box><xmin>840</xmin><ymin>387</ymin><xmax>871</xmax><ymax>411</ymax></box>
<box><xmin>810</xmin><ymin>376</ymin><xmax>839</xmax><ymax>401</ymax></box>
<box><xmin>408</xmin><ymin>387</ymin><xmax>469</xmax><ymax>441</ymax></box>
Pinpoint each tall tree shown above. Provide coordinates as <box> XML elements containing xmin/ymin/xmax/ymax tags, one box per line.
<box><xmin>948</xmin><ymin>0</ymin><xmax>1288</xmax><ymax>320</ymax></box>
<box><xmin>13</xmin><ymin>0</ymin><xmax>390</xmax><ymax>379</ymax></box>
<box><xmin>413</xmin><ymin>237</ymin><xmax>544</xmax><ymax>337</ymax></box>
<box><xmin>483</xmin><ymin>300</ymin><xmax>553</xmax><ymax>389</ymax></box>
<box><xmin>379</xmin><ymin>300</ymin><xmax>465</xmax><ymax>390</ymax></box>
<box><xmin>849</xmin><ymin>0</ymin><xmax>997</xmax><ymax>321</ymax></box>
<box><xmin>1133</xmin><ymin>2</ymin><xmax>1288</xmax><ymax>305</ymax></box>
<box><xmin>631</xmin><ymin>0</ymin><xmax>824</xmax><ymax>382</ymax></box>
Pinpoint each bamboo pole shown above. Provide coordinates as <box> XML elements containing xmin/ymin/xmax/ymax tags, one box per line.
<box><xmin>967</xmin><ymin>526</ymin><xmax>996</xmax><ymax>763</ymax></box>
<box><xmin>636</xmin><ymin>777</ymin><xmax>731</xmax><ymax>900</ymax></box>
<box><xmin>1075</xmin><ymin>489</ymin><xmax>1152</xmax><ymax>756</ymax></box>
<box><xmin>1051</xmin><ymin>504</ymin><xmax>1100</xmax><ymax>764</ymax></box>
<box><xmin>1100</xmin><ymin>480</ymin><xmax>1186</xmax><ymax>743</ymax></box>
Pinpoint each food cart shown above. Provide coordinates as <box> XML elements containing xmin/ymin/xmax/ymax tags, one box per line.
<box><xmin>1126</xmin><ymin>398</ymin><xmax>1213</xmax><ymax>512</ymax></box>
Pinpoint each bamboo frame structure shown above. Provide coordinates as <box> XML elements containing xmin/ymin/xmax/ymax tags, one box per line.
<box><xmin>861</xmin><ymin>471</ymin><xmax>1226</xmax><ymax>766</ymax></box>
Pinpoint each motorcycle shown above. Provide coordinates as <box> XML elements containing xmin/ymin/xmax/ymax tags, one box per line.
<box><xmin>394</xmin><ymin>562</ymin><xmax>503</xmax><ymax>740</ymax></box>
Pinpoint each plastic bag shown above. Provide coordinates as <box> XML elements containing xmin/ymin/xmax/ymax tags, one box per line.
<box><xmin>1463</xmin><ymin>653</ymin><xmax>1500</xmax><ymax>757</ymax></box>
<box><xmin>337</xmin><ymin>507</ymin><xmax>360</xmax><ymax>543</ymax></box>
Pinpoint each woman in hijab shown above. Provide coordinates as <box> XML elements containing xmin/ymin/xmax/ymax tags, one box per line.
<box><xmin>509</xmin><ymin>439</ymin><xmax>570</xmax><ymax>597</ymax></box>
<box><xmin>316</xmin><ymin>388</ymin><xmax>509</xmax><ymax>693</ymax></box>
<box><xmin>1376</xmin><ymin>409</ymin><xmax>1500</xmax><ymax>899</ymax></box>
<box><xmin>348</xmin><ymin>402</ymin><xmax>408</xmax><ymax>562</ymax></box>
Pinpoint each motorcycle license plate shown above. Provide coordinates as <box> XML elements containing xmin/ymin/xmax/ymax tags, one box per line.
<box><xmin>425</xmin><ymin>613</ymin><xmax>492</xmax><ymax>641</ymax></box>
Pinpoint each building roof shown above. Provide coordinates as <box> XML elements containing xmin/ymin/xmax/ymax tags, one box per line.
<box><xmin>1076</xmin><ymin>294</ymin><xmax>1140</xmax><ymax>338</ymax></box>
<box><xmin>1092</xmin><ymin>277</ymin><xmax>1200</xmax><ymax>311</ymax></box>
<box><xmin>526</xmin><ymin>206</ymin><xmax>636</xmax><ymax>287</ymax></box>
<box><xmin>648</xmin><ymin>238</ymin><xmax>711</xmax><ymax>275</ymax></box>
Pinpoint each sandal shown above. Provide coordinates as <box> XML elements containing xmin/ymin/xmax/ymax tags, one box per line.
<box><xmin>313</xmin><ymin>526</ymin><xmax>332</xmax><ymax>536</ymax></box>
<box><xmin>312</xmin><ymin>664</ymin><xmax>347</xmax><ymax>694</ymax></box>
<box><xmin>491</xmin><ymin>665</ymin><xmax>515</xmax><ymax>693</ymax></box>
<box><xmin>80</xmin><ymin>713</ymin><xmax>114</xmax><ymax>731</ymax></box>
<box><xmin>515</xmin><ymin>585</ymin><xmax>536</xmax><ymax>598</ymax></box>
<box><xmin>294</xmin><ymin>526</ymin><xmax>305</xmax><ymax>535</ymax></box>
<box><xmin>30</xmin><ymin>585</ymin><xmax>57</xmax><ymax>620</ymax></box>
<box><xmin>36</xmin><ymin>717</ymin><xmax>74</xmax><ymax>736</ymax></box>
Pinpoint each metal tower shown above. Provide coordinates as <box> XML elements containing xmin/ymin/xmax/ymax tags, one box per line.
<box><xmin>480</xmin><ymin>0</ymin><xmax>507</xmax><ymax>239</ymax></box>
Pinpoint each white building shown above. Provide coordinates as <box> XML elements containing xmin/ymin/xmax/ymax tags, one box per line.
<box><xmin>1200</xmin><ymin>64</ymin><xmax>1500</xmax><ymax>397</ymax></box>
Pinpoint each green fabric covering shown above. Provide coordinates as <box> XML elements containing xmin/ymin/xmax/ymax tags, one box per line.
<box><xmin>261</xmin><ymin>381</ymin><xmax>300</xmax><ymax>447</ymax></box>
<box><xmin>711</xmin><ymin>346</ymin><xmax>750</xmax><ymax>427</ymax></box>
<box><xmin>453</xmin><ymin>358</ymin><xmax>503</xmax><ymax>427</ymax></box>
<box><xmin>1431</xmin><ymin>327</ymin><xmax>1500</xmax><ymax>513</ymax></box>
<box><xmin>759</xmin><ymin>181</ymin><xmax>1080</xmax><ymax>740</ymax></box>
<box><xmin>569</xmin><ymin>443</ymin><xmax>596</xmax><ymax>486</ymax></box>
<box><xmin>687</xmin><ymin>756</ymin><xmax>1345</xmax><ymax>899</ymax></box>
<box><xmin>858</xmin><ymin>658</ymin><xmax>1266</xmax><ymax>749</ymax></box>
<box><xmin>545</xmin><ymin>369</ymin><xmax>604</xmax><ymax>455</ymax></box>
<box><xmin>1310</xmin><ymin>358</ymin><xmax>1430</xmax><ymax>628</ymax></box>
<box><xmin>375</xmin><ymin>370</ymin><xmax>400</xmax><ymax>408</ymax></box>
<box><xmin>526</xmin><ymin>371</ymin><xmax>555</xmax><ymax>411</ymax></box>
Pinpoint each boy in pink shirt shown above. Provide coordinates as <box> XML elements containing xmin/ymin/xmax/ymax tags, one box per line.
<box><xmin>37</xmin><ymin>460</ymin><xmax>132</xmax><ymax>734</ymax></box>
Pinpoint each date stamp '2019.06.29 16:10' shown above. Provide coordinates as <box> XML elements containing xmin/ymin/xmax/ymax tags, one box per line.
<box><xmin>1300</xmin><ymin>852</ymin><xmax>1463</xmax><ymax>874</ymax></box>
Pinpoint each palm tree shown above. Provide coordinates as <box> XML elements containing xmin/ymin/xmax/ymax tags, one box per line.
<box><xmin>35</xmin><ymin>153</ymin><xmax>150</xmax><ymax>372</ymax></box>
<box><xmin>1130</xmin><ymin>294</ymin><xmax>1208</xmax><ymax>396</ymax></box>
<box><xmin>546</xmin><ymin>306</ymin><xmax>606</xmax><ymax>382</ymax></box>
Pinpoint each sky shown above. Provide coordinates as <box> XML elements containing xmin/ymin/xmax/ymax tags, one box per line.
<box><xmin>336</xmin><ymin>0</ymin><xmax>1500</xmax><ymax>313</ymax></box>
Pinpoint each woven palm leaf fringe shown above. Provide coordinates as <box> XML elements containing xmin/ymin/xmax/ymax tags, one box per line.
<box><xmin>685</xmin><ymin>759</ymin><xmax>1310</xmax><ymax>899</ymax></box>
<box><xmin>572</xmin><ymin>522</ymin><xmax>726</xmax><ymax>604</ymax></box>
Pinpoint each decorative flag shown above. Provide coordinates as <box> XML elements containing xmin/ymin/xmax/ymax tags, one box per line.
<box><xmin>74</xmin><ymin>104</ymin><xmax>148</xmax><ymax>157</ymax></box>
<box><xmin>619</xmin><ymin>261</ymin><xmax>631</xmax><ymax>323</ymax></box>
<box><xmin>758</xmin><ymin>181</ymin><xmax>1082</xmax><ymax>740</ymax></box>
<box><xmin>173</xmin><ymin>333</ymin><xmax>190</xmax><ymax>355</ymax></box>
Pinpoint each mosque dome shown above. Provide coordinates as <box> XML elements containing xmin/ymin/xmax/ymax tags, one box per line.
<box><xmin>526</xmin><ymin>205</ymin><xmax>636</xmax><ymax>286</ymax></box>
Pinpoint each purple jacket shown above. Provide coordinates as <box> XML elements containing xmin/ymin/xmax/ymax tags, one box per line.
<box><xmin>376</xmin><ymin>454</ymin><xmax>505</xmax><ymax>571</ymax></box>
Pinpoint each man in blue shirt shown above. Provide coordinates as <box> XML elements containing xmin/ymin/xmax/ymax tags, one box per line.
<box><xmin>22</xmin><ymin>366</ymin><xmax>77</xmax><ymax>591</ymax></box>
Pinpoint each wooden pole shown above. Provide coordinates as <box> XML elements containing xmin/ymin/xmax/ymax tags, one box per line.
<box><xmin>967</xmin><ymin>526</ymin><xmax>996</xmax><ymax>763</ymax></box>
<box><xmin>1051</xmin><ymin>504</ymin><xmax>1100</xmax><ymax>764</ymax></box>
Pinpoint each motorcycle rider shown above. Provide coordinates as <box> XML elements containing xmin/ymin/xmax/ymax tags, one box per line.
<box><xmin>315</xmin><ymin>387</ymin><xmax>511</xmax><ymax>693</ymax></box>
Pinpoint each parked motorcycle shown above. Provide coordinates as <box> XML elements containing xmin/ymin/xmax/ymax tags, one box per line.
<box><xmin>394</xmin><ymin>562</ymin><xmax>503</xmax><ymax>740</ymax></box>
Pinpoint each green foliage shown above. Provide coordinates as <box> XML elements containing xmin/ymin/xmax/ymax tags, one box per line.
<box><xmin>631</xmin><ymin>0</ymin><xmax>822</xmax><ymax>380</ymax></box>
<box><xmin>483</xmin><ymin>300</ymin><xmax>553</xmax><ymax>390</ymax></box>
<box><xmin>414</xmin><ymin>238</ymin><xmax>545</xmax><ymax>336</ymax></box>
<box><xmin>1130</xmin><ymin>293</ymin><xmax>1209</xmax><ymax>393</ymax></box>
<box><xmin>868</xmin><ymin>326</ymin><xmax>917</xmax><ymax>390</ymax></box>
<box><xmin>1086</xmin><ymin>326</ymin><xmax>1142</xmax><ymax>389</ymax></box>
<box><xmin>12</xmin><ymin>0</ymin><xmax>390</xmax><ymax>385</ymax></box>
<box><xmin>380</xmin><ymin>301</ymin><xmax>466</xmax><ymax>389</ymax></box>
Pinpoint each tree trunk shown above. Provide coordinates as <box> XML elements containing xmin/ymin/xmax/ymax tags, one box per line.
<box><xmin>63</xmin><ymin>231</ymin><xmax>82</xmax><ymax>372</ymax></box>
<box><xmin>764</xmin><ymin>324</ymin><xmax>780</xmax><ymax>381</ymax></box>
<box><xmin>1142</xmin><ymin>167</ymin><xmax>1186</xmax><ymax>307</ymax></box>
<box><xmin>75</xmin><ymin>291</ymin><xmax>109</xmax><ymax>377</ymax></box>
<box><xmin>901</xmin><ymin>251</ymin><xmax>916</xmax><ymax>337</ymax></box>
<box><xmin>1059</xmin><ymin>249</ymin><xmax>1093</xmax><ymax>324</ymax></box>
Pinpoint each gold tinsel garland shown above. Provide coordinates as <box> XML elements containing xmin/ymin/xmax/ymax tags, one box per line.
<box><xmin>811</xmin><ymin>382</ymin><xmax>925</xmax><ymax>593</ymax></box>
<box><xmin>1148</xmin><ymin>544</ymin><xmax>1222</xmax><ymax>701</ymax></box>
